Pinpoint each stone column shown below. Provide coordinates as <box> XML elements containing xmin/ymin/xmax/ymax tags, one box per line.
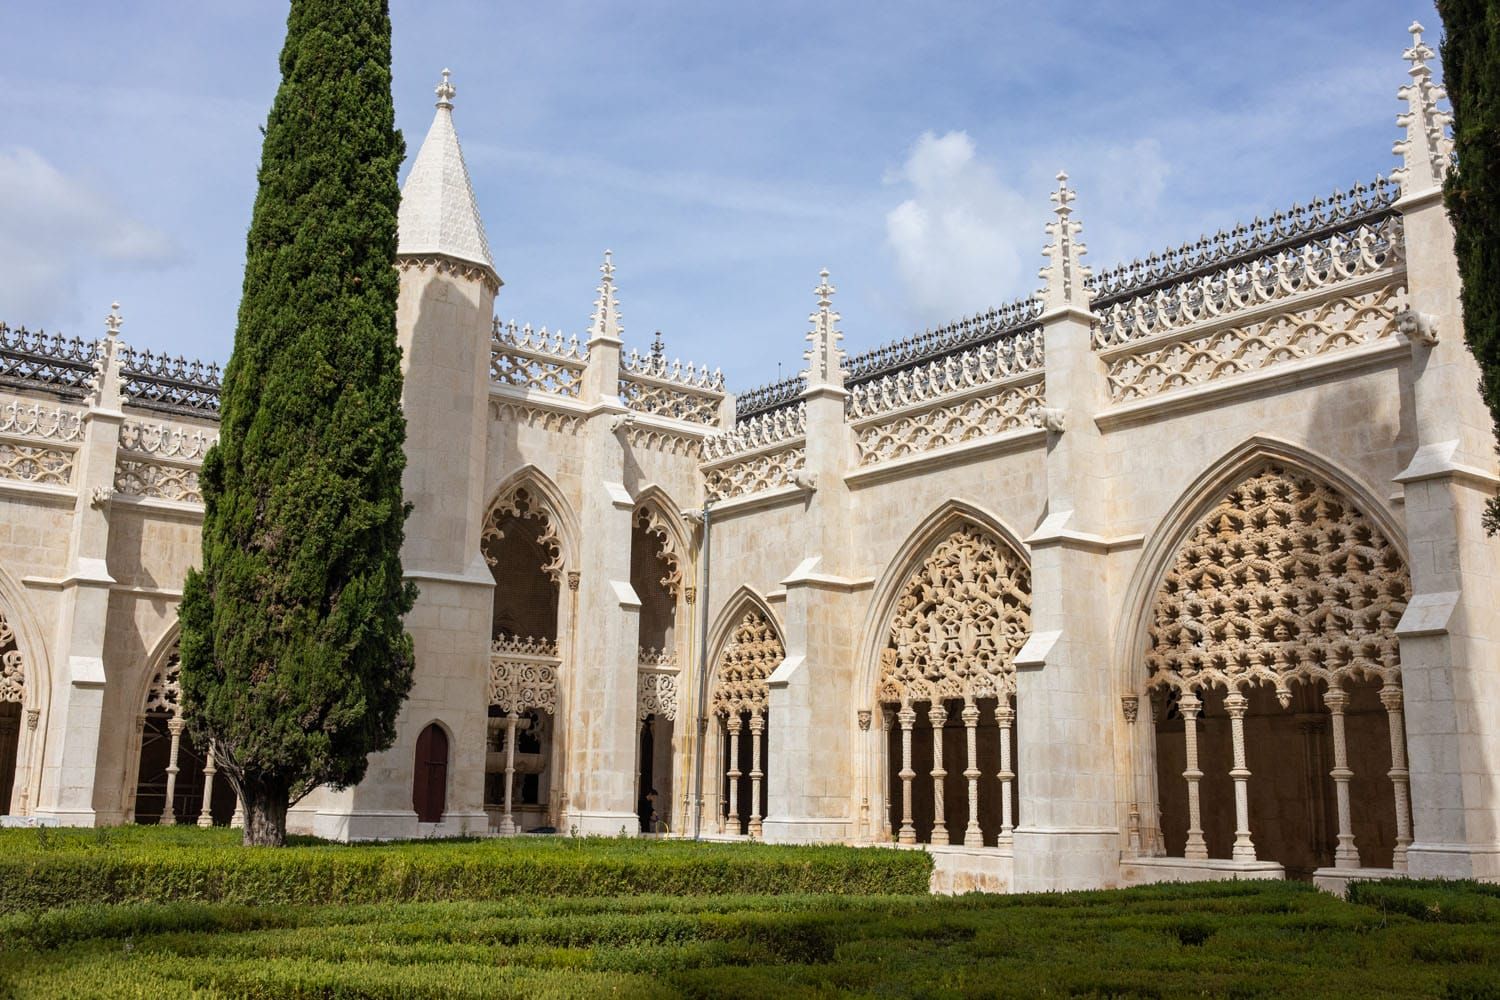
<box><xmin>928</xmin><ymin>702</ymin><xmax>948</xmax><ymax>845</ymax></box>
<box><xmin>724</xmin><ymin>714</ymin><xmax>742</xmax><ymax>835</ymax></box>
<box><xmin>962</xmin><ymin>699</ymin><xmax>982</xmax><ymax>847</ymax></box>
<box><xmin>498</xmin><ymin>711</ymin><xmax>519</xmax><ymax>836</ymax></box>
<box><xmin>1324</xmin><ymin>687</ymin><xmax>1360</xmax><ymax>869</ymax></box>
<box><xmin>996</xmin><ymin>700</ymin><xmax>1015</xmax><ymax>845</ymax></box>
<box><xmin>161</xmin><ymin>716</ymin><xmax>184</xmax><ymax>827</ymax></box>
<box><xmin>1180</xmin><ymin>692</ymin><xmax>1208</xmax><ymax>860</ymax></box>
<box><xmin>1224</xmin><ymin>692</ymin><xmax>1256</xmax><ymax>861</ymax></box>
<box><xmin>197</xmin><ymin>743</ymin><xmax>217</xmax><ymax>828</ymax></box>
<box><xmin>1122</xmin><ymin>696</ymin><xmax>1142</xmax><ymax>856</ymax></box>
<box><xmin>748</xmin><ymin>711</ymin><xmax>765</xmax><ymax>839</ymax></box>
<box><xmin>1381</xmin><ymin>685</ymin><xmax>1413</xmax><ymax>871</ymax></box>
<box><xmin>897</xmin><ymin>703</ymin><xmax>916</xmax><ymax>845</ymax></box>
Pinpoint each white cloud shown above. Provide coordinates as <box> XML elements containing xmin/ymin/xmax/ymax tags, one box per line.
<box><xmin>0</xmin><ymin>147</ymin><xmax>175</xmax><ymax>324</ymax></box>
<box><xmin>883</xmin><ymin>131</ymin><xmax>1031</xmax><ymax>324</ymax></box>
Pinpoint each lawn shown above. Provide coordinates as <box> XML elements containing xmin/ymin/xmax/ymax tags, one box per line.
<box><xmin>1</xmin><ymin>828</ymin><xmax>1496</xmax><ymax>998</ymax></box>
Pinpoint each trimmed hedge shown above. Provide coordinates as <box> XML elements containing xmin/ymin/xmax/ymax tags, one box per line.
<box><xmin>3</xmin><ymin>882</ymin><xmax>1500</xmax><ymax>998</ymax></box>
<box><xmin>0</xmin><ymin>829</ymin><xmax>930</xmax><ymax>912</ymax></box>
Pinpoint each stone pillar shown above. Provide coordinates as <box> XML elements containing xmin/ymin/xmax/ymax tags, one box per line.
<box><xmin>1011</xmin><ymin>175</ymin><xmax>1121</xmax><ymax>891</ymax></box>
<box><xmin>1122</xmin><ymin>696</ymin><xmax>1142</xmax><ymax>856</ymax></box>
<box><xmin>1324</xmin><ymin>687</ymin><xmax>1360</xmax><ymax>869</ymax></box>
<box><xmin>161</xmin><ymin>715</ymin><xmax>183</xmax><ymax>826</ymax></box>
<box><xmin>748</xmin><ymin>711</ymin><xmax>765</xmax><ymax>839</ymax></box>
<box><xmin>1225</xmin><ymin>692</ymin><xmax>1256</xmax><ymax>861</ymax></box>
<box><xmin>1180</xmin><ymin>692</ymin><xmax>1208</xmax><ymax>860</ymax></box>
<box><xmin>962</xmin><ymin>699</ymin><xmax>982</xmax><ymax>847</ymax></box>
<box><xmin>34</xmin><ymin>305</ymin><xmax>124</xmax><ymax>827</ymax></box>
<box><xmin>1388</xmin><ymin>26</ymin><xmax>1500</xmax><ymax>881</ymax></box>
<box><xmin>724</xmin><ymin>714</ymin><xmax>742</xmax><ymax>834</ymax></box>
<box><xmin>928</xmin><ymin>702</ymin><xmax>948</xmax><ymax>844</ymax></box>
<box><xmin>897</xmin><ymin>703</ymin><xmax>916</xmax><ymax>845</ymax></box>
<box><xmin>196</xmin><ymin>741</ymin><xmax>216</xmax><ymax>828</ymax></box>
<box><xmin>498</xmin><ymin>711</ymin><xmax>518</xmax><ymax>836</ymax></box>
<box><xmin>996</xmin><ymin>700</ymin><xmax>1015</xmax><ymax>845</ymax></box>
<box><xmin>1381</xmin><ymin>685</ymin><xmax>1413</xmax><ymax>871</ymax></box>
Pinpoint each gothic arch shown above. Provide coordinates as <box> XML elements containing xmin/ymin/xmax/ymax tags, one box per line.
<box><xmin>705</xmin><ymin>587</ymin><xmax>784</xmax><ymax>837</ymax></box>
<box><xmin>706</xmin><ymin>586</ymin><xmax>784</xmax><ymax>695</ymax></box>
<box><xmin>133</xmin><ymin>622</ymin><xmax>182</xmax><ymax>718</ymax></box>
<box><xmin>631</xmin><ymin>485</ymin><xmax>691</xmax><ymax>600</ymax></box>
<box><xmin>856</xmin><ymin>499</ymin><xmax>1032</xmax><ymax>705</ymax></box>
<box><xmin>482</xmin><ymin>465</ymin><xmax>581</xmax><ymax>577</ymax></box>
<box><xmin>0</xmin><ymin>564</ymin><xmax>50</xmax><ymax>714</ymax></box>
<box><xmin>0</xmin><ymin>565</ymin><xmax>47</xmax><ymax>816</ymax></box>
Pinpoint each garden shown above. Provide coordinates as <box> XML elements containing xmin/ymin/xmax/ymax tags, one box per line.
<box><xmin>2</xmin><ymin>828</ymin><xmax>1498</xmax><ymax>998</ymax></box>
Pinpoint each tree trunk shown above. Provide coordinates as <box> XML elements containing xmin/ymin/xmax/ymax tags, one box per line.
<box><xmin>241</xmin><ymin>775</ymin><xmax>290</xmax><ymax>846</ymax></box>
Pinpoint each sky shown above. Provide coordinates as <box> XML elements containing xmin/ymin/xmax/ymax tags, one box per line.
<box><xmin>1</xmin><ymin>1</ymin><xmax>1442</xmax><ymax>392</ymax></box>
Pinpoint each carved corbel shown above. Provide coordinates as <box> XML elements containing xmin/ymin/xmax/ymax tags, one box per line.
<box><xmin>609</xmin><ymin>411</ymin><xmax>637</xmax><ymax>433</ymax></box>
<box><xmin>1030</xmin><ymin>406</ymin><xmax>1066</xmax><ymax>433</ymax></box>
<box><xmin>1396</xmin><ymin>309</ymin><xmax>1438</xmax><ymax>347</ymax></box>
<box><xmin>793</xmin><ymin>471</ymin><xmax>819</xmax><ymax>492</ymax></box>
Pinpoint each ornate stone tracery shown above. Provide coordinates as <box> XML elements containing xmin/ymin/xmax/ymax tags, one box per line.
<box><xmin>633</xmin><ymin>505</ymin><xmax>684</xmax><ymax>597</ymax></box>
<box><xmin>711</xmin><ymin>609</ymin><xmax>784</xmax><ymax>717</ymax></box>
<box><xmin>1144</xmin><ymin>464</ymin><xmax>1410</xmax><ymax>703</ymax></box>
<box><xmin>878</xmin><ymin>524</ymin><xmax>1032</xmax><ymax>705</ymax></box>
<box><xmin>143</xmin><ymin>649</ymin><xmax>182</xmax><ymax>717</ymax></box>
<box><xmin>0</xmin><ymin>608</ymin><xmax>24</xmax><ymax>705</ymax></box>
<box><xmin>481</xmin><ymin>484</ymin><xmax>565</xmax><ymax>583</ymax></box>
<box><xmin>489</xmin><ymin>636</ymin><xmax>560</xmax><ymax>715</ymax></box>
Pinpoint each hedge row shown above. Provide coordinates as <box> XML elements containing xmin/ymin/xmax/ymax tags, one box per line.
<box><xmin>4</xmin><ymin>882</ymin><xmax>1500</xmax><ymax>998</ymax></box>
<box><xmin>0</xmin><ymin>835</ymin><xmax>931</xmax><ymax>912</ymax></box>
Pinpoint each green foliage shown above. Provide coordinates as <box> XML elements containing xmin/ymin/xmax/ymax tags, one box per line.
<box><xmin>0</xmin><ymin>830</ymin><xmax>931</xmax><ymax>913</ymax></box>
<box><xmin>2</xmin><ymin>880</ymin><xmax>1499</xmax><ymax>997</ymax></box>
<box><xmin>177</xmin><ymin>0</ymin><xmax>416</xmax><ymax>842</ymax></box>
<box><xmin>1440</xmin><ymin>0</ymin><xmax>1500</xmax><ymax>530</ymax></box>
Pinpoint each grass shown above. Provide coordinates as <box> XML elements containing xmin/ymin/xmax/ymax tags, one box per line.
<box><xmin>2</xmin><ymin>829</ymin><xmax>1496</xmax><ymax>997</ymax></box>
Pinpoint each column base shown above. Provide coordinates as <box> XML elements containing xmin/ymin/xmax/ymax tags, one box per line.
<box><xmin>297</xmin><ymin>808</ymin><xmax>490</xmax><ymax>842</ymax></box>
<box><xmin>28</xmin><ymin>808</ymin><xmax>96</xmax><ymax>828</ymax></box>
<box><xmin>1121</xmin><ymin>855</ymin><xmax>1285</xmax><ymax>886</ymax></box>
<box><xmin>569</xmin><ymin>809</ymin><xmax>641</xmax><ymax>837</ymax></box>
<box><xmin>759</xmin><ymin>814</ymin><xmax>852</xmax><ymax>845</ymax></box>
<box><xmin>1312</xmin><ymin>866</ymin><xmax>1405</xmax><ymax>897</ymax></box>
<box><xmin>1407</xmin><ymin>841</ymin><xmax>1500</xmax><ymax>881</ymax></box>
<box><xmin>1011</xmin><ymin>827</ymin><xmax>1120</xmax><ymax>892</ymax></box>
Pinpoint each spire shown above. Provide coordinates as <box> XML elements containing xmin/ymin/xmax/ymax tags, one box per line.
<box><xmin>397</xmin><ymin>68</ymin><xmax>495</xmax><ymax>271</ymax></box>
<box><xmin>1037</xmin><ymin>171</ymin><xmax>1092</xmax><ymax>315</ymax></box>
<box><xmin>91</xmin><ymin>301</ymin><xmax>123</xmax><ymax>409</ymax></box>
<box><xmin>1392</xmin><ymin>21</ymin><xmax>1454</xmax><ymax>197</ymax></box>
<box><xmin>803</xmin><ymin>268</ymin><xmax>846</xmax><ymax>390</ymax></box>
<box><xmin>588</xmin><ymin>250</ymin><xmax>623</xmax><ymax>343</ymax></box>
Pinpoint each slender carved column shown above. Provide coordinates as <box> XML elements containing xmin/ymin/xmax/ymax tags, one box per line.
<box><xmin>230</xmin><ymin>790</ymin><xmax>244</xmax><ymax>829</ymax></box>
<box><xmin>928</xmin><ymin>702</ymin><xmax>948</xmax><ymax>844</ymax></box>
<box><xmin>1224</xmin><ymin>692</ymin><xmax>1256</xmax><ymax>861</ymax></box>
<box><xmin>498</xmin><ymin>711</ymin><xmax>519</xmax><ymax>836</ymax></box>
<box><xmin>196</xmin><ymin>743</ymin><xmax>217</xmax><ymax>828</ymax></box>
<box><xmin>725</xmin><ymin>714</ymin><xmax>742</xmax><ymax>835</ymax></box>
<box><xmin>961</xmin><ymin>699</ymin><xmax>982</xmax><ymax>847</ymax></box>
<box><xmin>748</xmin><ymin>711</ymin><xmax>765</xmax><ymax>839</ymax></box>
<box><xmin>1122</xmin><ymin>696</ymin><xmax>1141</xmax><ymax>856</ymax></box>
<box><xmin>18</xmin><ymin>709</ymin><xmax>39</xmax><ymax>817</ymax></box>
<box><xmin>1324</xmin><ymin>687</ymin><xmax>1359</xmax><ymax>868</ymax></box>
<box><xmin>1380</xmin><ymin>685</ymin><xmax>1413</xmax><ymax>871</ymax></box>
<box><xmin>881</xmin><ymin>707</ymin><xmax>897</xmax><ymax>842</ymax></box>
<box><xmin>1179</xmin><ymin>692</ymin><xmax>1208</xmax><ymax>859</ymax></box>
<box><xmin>162</xmin><ymin>716</ymin><xmax>184</xmax><ymax>826</ymax></box>
<box><xmin>995</xmin><ymin>700</ymin><xmax>1015</xmax><ymax>844</ymax></box>
<box><xmin>897</xmin><ymin>703</ymin><xmax>916</xmax><ymax>845</ymax></box>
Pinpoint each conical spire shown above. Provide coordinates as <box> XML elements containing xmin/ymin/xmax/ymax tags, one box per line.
<box><xmin>397</xmin><ymin>69</ymin><xmax>495</xmax><ymax>271</ymax></box>
<box><xmin>1037</xmin><ymin>172</ymin><xmax>1092</xmax><ymax>315</ymax></box>
<box><xmin>1392</xmin><ymin>22</ymin><xmax>1454</xmax><ymax>197</ymax></box>
<box><xmin>803</xmin><ymin>268</ymin><xmax>846</xmax><ymax>390</ymax></box>
<box><xmin>588</xmin><ymin>250</ymin><xmax>623</xmax><ymax>343</ymax></box>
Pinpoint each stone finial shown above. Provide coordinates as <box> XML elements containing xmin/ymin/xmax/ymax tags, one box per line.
<box><xmin>588</xmin><ymin>250</ymin><xmax>623</xmax><ymax>343</ymax></box>
<box><xmin>1038</xmin><ymin>172</ymin><xmax>1093</xmax><ymax>315</ymax></box>
<box><xmin>91</xmin><ymin>301</ymin><xmax>124</xmax><ymax>409</ymax></box>
<box><xmin>650</xmin><ymin>331</ymin><xmax>666</xmax><ymax>363</ymax></box>
<box><xmin>435</xmin><ymin>68</ymin><xmax>455</xmax><ymax>110</ymax></box>
<box><xmin>1392</xmin><ymin>21</ymin><xmax>1454</xmax><ymax>197</ymax></box>
<box><xmin>802</xmin><ymin>268</ymin><xmax>846</xmax><ymax>390</ymax></box>
<box><xmin>105</xmin><ymin>301</ymin><xmax>122</xmax><ymax>338</ymax></box>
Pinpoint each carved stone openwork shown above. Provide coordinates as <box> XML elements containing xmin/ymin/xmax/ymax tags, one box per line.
<box><xmin>0</xmin><ymin>607</ymin><xmax>24</xmax><ymax>705</ymax></box>
<box><xmin>878</xmin><ymin>524</ymin><xmax>1032</xmax><ymax>705</ymax></box>
<box><xmin>144</xmin><ymin>649</ymin><xmax>182</xmax><ymax>718</ymax></box>
<box><xmin>637</xmin><ymin>668</ymin><xmax>679</xmax><ymax>722</ymax></box>
<box><xmin>711</xmin><ymin>609</ymin><xmax>784</xmax><ymax>717</ymax></box>
<box><xmin>489</xmin><ymin>637</ymin><xmax>560</xmax><ymax>715</ymax></box>
<box><xmin>1144</xmin><ymin>465</ymin><xmax>1410</xmax><ymax>703</ymax></box>
<box><xmin>634</xmin><ymin>506</ymin><xmax>684</xmax><ymax>597</ymax></box>
<box><xmin>481</xmin><ymin>484</ymin><xmax>565</xmax><ymax>583</ymax></box>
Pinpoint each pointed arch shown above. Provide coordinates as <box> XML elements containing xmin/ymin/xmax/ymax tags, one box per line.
<box><xmin>482</xmin><ymin>465</ymin><xmax>581</xmax><ymax>580</ymax></box>
<box><xmin>631</xmin><ymin>485</ymin><xmax>692</xmax><ymax>599</ymax></box>
<box><xmin>705</xmin><ymin>587</ymin><xmax>785</xmax><ymax>715</ymax></box>
<box><xmin>856</xmin><ymin>499</ymin><xmax>1033</xmax><ymax>705</ymax></box>
<box><xmin>135</xmin><ymin>622</ymin><xmax>182</xmax><ymax>718</ymax></box>
<box><xmin>0</xmin><ymin>561</ymin><xmax>50</xmax><ymax>714</ymax></box>
<box><xmin>1112</xmin><ymin>435</ymin><xmax>1409</xmax><ymax>697</ymax></box>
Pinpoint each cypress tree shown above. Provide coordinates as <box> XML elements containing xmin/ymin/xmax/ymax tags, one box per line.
<box><xmin>179</xmin><ymin>0</ymin><xmax>417</xmax><ymax>846</ymax></box>
<box><xmin>1440</xmin><ymin>1</ymin><xmax>1500</xmax><ymax>530</ymax></box>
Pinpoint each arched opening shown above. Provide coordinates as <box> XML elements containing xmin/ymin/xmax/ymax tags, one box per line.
<box><xmin>1141</xmin><ymin>464</ymin><xmax>1413</xmax><ymax>877</ymax></box>
<box><xmin>709</xmin><ymin>606</ymin><xmax>782</xmax><ymax>838</ymax></box>
<box><xmin>482</xmin><ymin>484</ymin><xmax>563</xmax><ymax>834</ymax></box>
<box><xmin>413</xmin><ymin>722</ymin><xmax>449</xmax><ymax>823</ymax></box>
<box><xmin>132</xmin><ymin>646</ymin><xmax>238</xmax><ymax>827</ymax></box>
<box><xmin>877</xmin><ymin>522</ymin><xmax>1030</xmax><ymax>848</ymax></box>
<box><xmin>0</xmin><ymin>606</ymin><xmax>24</xmax><ymax>815</ymax></box>
<box><xmin>631</xmin><ymin>505</ymin><xmax>681</xmax><ymax>832</ymax></box>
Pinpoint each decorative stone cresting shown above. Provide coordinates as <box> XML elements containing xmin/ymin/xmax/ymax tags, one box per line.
<box><xmin>854</xmin><ymin>380</ymin><xmax>1044</xmax><ymax>466</ymax></box>
<box><xmin>490</xmin><ymin>321</ymin><xmax>586</xmax><ymax>398</ymax></box>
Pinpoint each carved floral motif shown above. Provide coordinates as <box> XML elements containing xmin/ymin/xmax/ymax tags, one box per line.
<box><xmin>0</xmin><ymin>608</ymin><xmax>23</xmax><ymax>704</ymax></box>
<box><xmin>114</xmin><ymin>460</ymin><xmax>202</xmax><ymax>503</ymax></box>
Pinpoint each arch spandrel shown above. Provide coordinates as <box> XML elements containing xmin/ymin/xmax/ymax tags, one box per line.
<box><xmin>1143</xmin><ymin>462</ymin><xmax>1411</xmax><ymax>703</ymax></box>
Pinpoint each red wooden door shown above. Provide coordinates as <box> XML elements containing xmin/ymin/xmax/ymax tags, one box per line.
<box><xmin>412</xmin><ymin>723</ymin><xmax>448</xmax><ymax>822</ymax></box>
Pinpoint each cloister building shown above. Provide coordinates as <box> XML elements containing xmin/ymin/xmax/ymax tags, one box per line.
<box><xmin>0</xmin><ymin>24</ymin><xmax>1497</xmax><ymax>892</ymax></box>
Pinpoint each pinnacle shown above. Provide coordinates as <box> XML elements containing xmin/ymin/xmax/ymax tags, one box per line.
<box><xmin>397</xmin><ymin>67</ymin><xmax>495</xmax><ymax>271</ymax></box>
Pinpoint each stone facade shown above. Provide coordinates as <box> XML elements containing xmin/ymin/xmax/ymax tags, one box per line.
<box><xmin>0</xmin><ymin>25</ymin><xmax>1497</xmax><ymax>892</ymax></box>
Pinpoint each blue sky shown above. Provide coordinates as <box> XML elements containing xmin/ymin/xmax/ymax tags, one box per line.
<box><xmin>1</xmin><ymin>1</ymin><xmax>1440</xmax><ymax>391</ymax></box>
